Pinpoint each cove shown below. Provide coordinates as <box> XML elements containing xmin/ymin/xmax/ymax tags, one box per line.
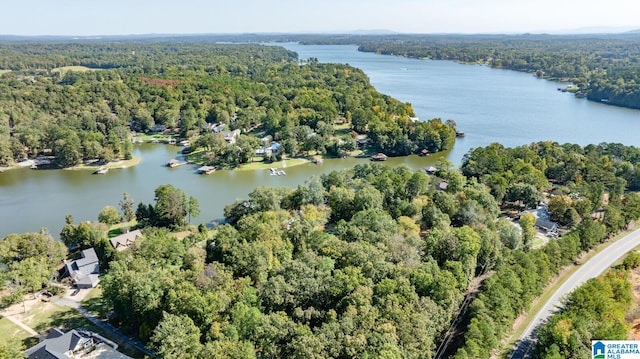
<box><xmin>1</xmin><ymin>44</ymin><xmax>639</xmax><ymax>237</ymax></box>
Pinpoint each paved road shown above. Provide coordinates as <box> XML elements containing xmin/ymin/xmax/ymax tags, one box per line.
<box><xmin>510</xmin><ymin>228</ymin><xmax>640</xmax><ymax>359</ymax></box>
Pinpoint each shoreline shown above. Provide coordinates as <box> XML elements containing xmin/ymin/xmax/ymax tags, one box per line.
<box><xmin>0</xmin><ymin>157</ymin><xmax>142</xmax><ymax>173</ymax></box>
<box><xmin>67</xmin><ymin>157</ymin><xmax>142</xmax><ymax>171</ymax></box>
<box><xmin>194</xmin><ymin>149</ymin><xmax>371</xmax><ymax>172</ymax></box>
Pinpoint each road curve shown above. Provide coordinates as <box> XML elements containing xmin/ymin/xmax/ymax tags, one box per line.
<box><xmin>510</xmin><ymin>228</ymin><xmax>640</xmax><ymax>359</ymax></box>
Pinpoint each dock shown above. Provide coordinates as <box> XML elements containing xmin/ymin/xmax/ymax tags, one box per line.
<box><xmin>269</xmin><ymin>168</ymin><xmax>286</xmax><ymax>176</ymax></box>
<box><xmin>94</xmin><ymin>166</ymin><xmax>108</xmax><ymax>175</ymax></box>
<box><xmin>166</xmin><ymin>159</ymin><xmax>188</xmax><ymax>168</ymax></box>
<box><xmin>197</xmin><ymin>166</ymin><xmax>216</xmax><ymax>175</ymax></box>
<box><xmin>371</xmin><ymin>153</ymin><xmax>388</xmax><ymax>161</ymax></box>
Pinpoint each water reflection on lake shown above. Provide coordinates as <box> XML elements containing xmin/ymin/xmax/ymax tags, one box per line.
<box><xmin>1</xmin><ymin>44</ymin><xmax>639</xmax><ymax>237</ymax></box>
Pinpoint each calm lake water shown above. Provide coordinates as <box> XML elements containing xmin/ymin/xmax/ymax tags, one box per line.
<box><xmin>1</xmin><ymin>44</ymin><xmax>639</xmax><ymax>237</ymax></box>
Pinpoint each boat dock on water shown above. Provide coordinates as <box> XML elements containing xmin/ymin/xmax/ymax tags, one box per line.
<box><xmin>94</xmin><ymin>166</ymin><xmax>109</xmax><ymax>175</ymax></box>
<box><xmin>269</xmin><ymin>167</ymin><xmax>286</xmax><ymax>176</ymax></box>
<box><xmin>166</xmin><ymin>159</ymin><xmax>188</xmax><ymax>168</ymax></box>
<box><xmin>197</xmin><ymin>166</ymin><xmax>216</xmax><ymax>175</ymax></box>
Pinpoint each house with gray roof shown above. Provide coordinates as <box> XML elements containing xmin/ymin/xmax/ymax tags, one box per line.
<box><xmin>64</xmin><ymin>248</ymin><xmax>100</xmax><ymax>289</ymax></box>
<box><xmin>221</xmin><ymin>129</ymin><xmax>241</xmax><ymax>144</ymax></box>
<box><xmin>109</xmin><ymin>229</ymin><xmax>142</xmax><ymax>251</ymax></box>
<box><xmin>535</xmin><ymin>217</ymin><xmax>559</xmax><ymax>235</ymax></box>
<box><xmin>25</xmin><ymin>328</ymin><xmax>131</xmax><ymax>359</ymax></box>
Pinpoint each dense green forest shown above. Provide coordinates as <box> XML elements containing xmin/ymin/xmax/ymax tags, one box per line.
<box><xmin>0</xmin><ymin>42</ymin><xmax>456</xmax><ymax>168</ymax></box>
<box><xmin>184</xmin><ymin>33</ymin><xmax>640</xmax><ymax>110</ymax></box>
<box><xmin>4</xmin><ymin>141</ymin><xmax>640</xmax><ymax>358</ymax></box>
<box><xmin>294</xmin><ymin>33</ymin><xmax>640</xmax><ymax>110</ymax></box>
<box><xmin>2</xmin><ymin>37</ymin><xmax>640</xmax><ymax>358</ymax></box>
<box><xmin>534</xmin><ymin>253</ymin><xmax>640</xmax><ymax>359</ymax></box>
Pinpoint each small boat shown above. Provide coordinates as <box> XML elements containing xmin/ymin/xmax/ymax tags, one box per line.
<box><xmin>197</xmin><ymin>166</ymin><xmax>216</xmax><ymax>175</ymax></box>
<box><xmin>166</xmin><ymin>159</ymin><xmax>186</xmax><ymax>168</ymax></box>
<box><xmin>456</xmin><ymin>131</ymin><xmax>466</xmax><ymax>137</ymax></box>
<box><xmin>94</xmin><ymin>166</ymin><xmax>108</xmax><ymax>175</ymax></box>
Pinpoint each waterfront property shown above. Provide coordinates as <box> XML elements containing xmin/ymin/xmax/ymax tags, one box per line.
<box><xmin>3</xmin><ymin>44</ymin><xmax>640</xmax><ymax>238</ymax></box>
<box><xmin>435</xmin><ymin>180</ymin><xmax>449</xmax><ymax>191</ymax></box>
<box><xmin>222</xmin><ymin>129</ymin><xmax>241</xmax><ymax>144</ymax></box>
<box><xmin>109</xmin><ymin>229</ymin><xmax>143</xmax><ymax>251</ymax></box>
<box><xmin>371</xmin><ymin>153</ymin><xmax>388</xmax><ymax>161</ymax></box>
<box><xmin>63</xmin><ymin>248</ymin><xmax>100</xmax><ymax>289</ymax></box>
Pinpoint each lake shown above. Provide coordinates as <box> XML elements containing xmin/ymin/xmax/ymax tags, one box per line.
<box><xmin>1</xmin><ymin>44</ymin><xmax>638</xmax><ymax>237</ymax></box>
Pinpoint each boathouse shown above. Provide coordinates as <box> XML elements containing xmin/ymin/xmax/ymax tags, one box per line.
<box><xmin>371</xmin><ymin>153</ymin><xmax>388</xmax><ymax>161</ymax></box>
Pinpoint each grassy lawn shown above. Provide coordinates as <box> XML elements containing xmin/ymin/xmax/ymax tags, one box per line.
<box><xmin>70</xmin><ymin>157</ymin><xmax>142</xmax><ymax>171</ymax></box>
<box><xmin>333</xmin><ymin>123</ymin><xmax>351</xmax><ymax>136</ymax></box>
<box><xmin>0</xmin><ymin>317</ymin><xmax>32</xmax><ymax>346</ymax></box>
<box><xmin>234</xmin><ymin>158</ymin><xmax>309</xmax><ymax>171</ymax></box>
<box><xmin>108</xmin><ymin>221</ymin><xmax>138</xmax><ymax>237</ymax></box>
<box><xmin>531</xmin><ymin>234</ymin><xmax>548</xmax><ymax>249</ymax></box>
<box><xmin>18</xmin><ymin>302</ymin><xmax>99</xmax><ymax>334</ymax></box>
<box><xmin>132</xmin><ymin>133</ymin><xmax>177</xmax><ymax>143</ymax></box>
<box><xmin>185</xmin><ymin>149</ymin><xmax>208</xmax><ymax>165</ymax></box>
<box><xmin>3</xmin><ymin>294</ymin><xmax>146</xmax><ymax>359</ymax></box>
<box><xmin>52</xmin><ymin>65</ymin><xmax>100</xmax><ymax>74</ymax></box>
<box><xmin>81</xmin><ymin>288</ymin><xmax>110</xmax><ymax>319</ymax></box>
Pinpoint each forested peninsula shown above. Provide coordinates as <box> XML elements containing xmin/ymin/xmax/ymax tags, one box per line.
<box><xmin>0</xmin><ymin>42</ymin><xmax>456</xmax><ymax>169</ymax></box>
<box><xmin>2</xmin><ymin>37</ymin><xmax>640</xmax><ymax>358</ymax></box>
<box><xmin>195</xmin><ymin>33</ymin><xmax>640</xmax><ymax>110</ymax></box>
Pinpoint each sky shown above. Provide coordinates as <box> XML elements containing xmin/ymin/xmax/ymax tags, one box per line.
<box><xmin>2</xmin><ymin>0</ymin><xmax>639</xmax><ymax>36</ymax></box>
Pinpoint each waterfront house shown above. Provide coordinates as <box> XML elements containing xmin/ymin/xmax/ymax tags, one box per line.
<box><xmin>269</xmin><ymin>142</ymin><xmax>282</xmax><ymax>152</ymax></box>
<box><xmin>210</xmin><ymin>123</ymin><xmax>226</xmax><ymax>133</ymax></box>
<box><xmin>150</xmin><ymin>124</ymin><xmax>166</xmax><ymax>133</ymax></box>
<box><xmin>63</xmin><ymin>248</ymin><xmax>100</xmax><ymax>289</ymax></box>
<box><xmin>435</xmin><ymin>180</ymin><xmax>449</xmax><ymax>191</ymax></box>
<box><xmin>222</xmin><ymin>129</ymin><xmax>241</xmax><ymax>144</ymax></box>
<box><xmin>109</xmin><ymin>229</ymin><xmax>142</xmax><ymax>251</ymax></box>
